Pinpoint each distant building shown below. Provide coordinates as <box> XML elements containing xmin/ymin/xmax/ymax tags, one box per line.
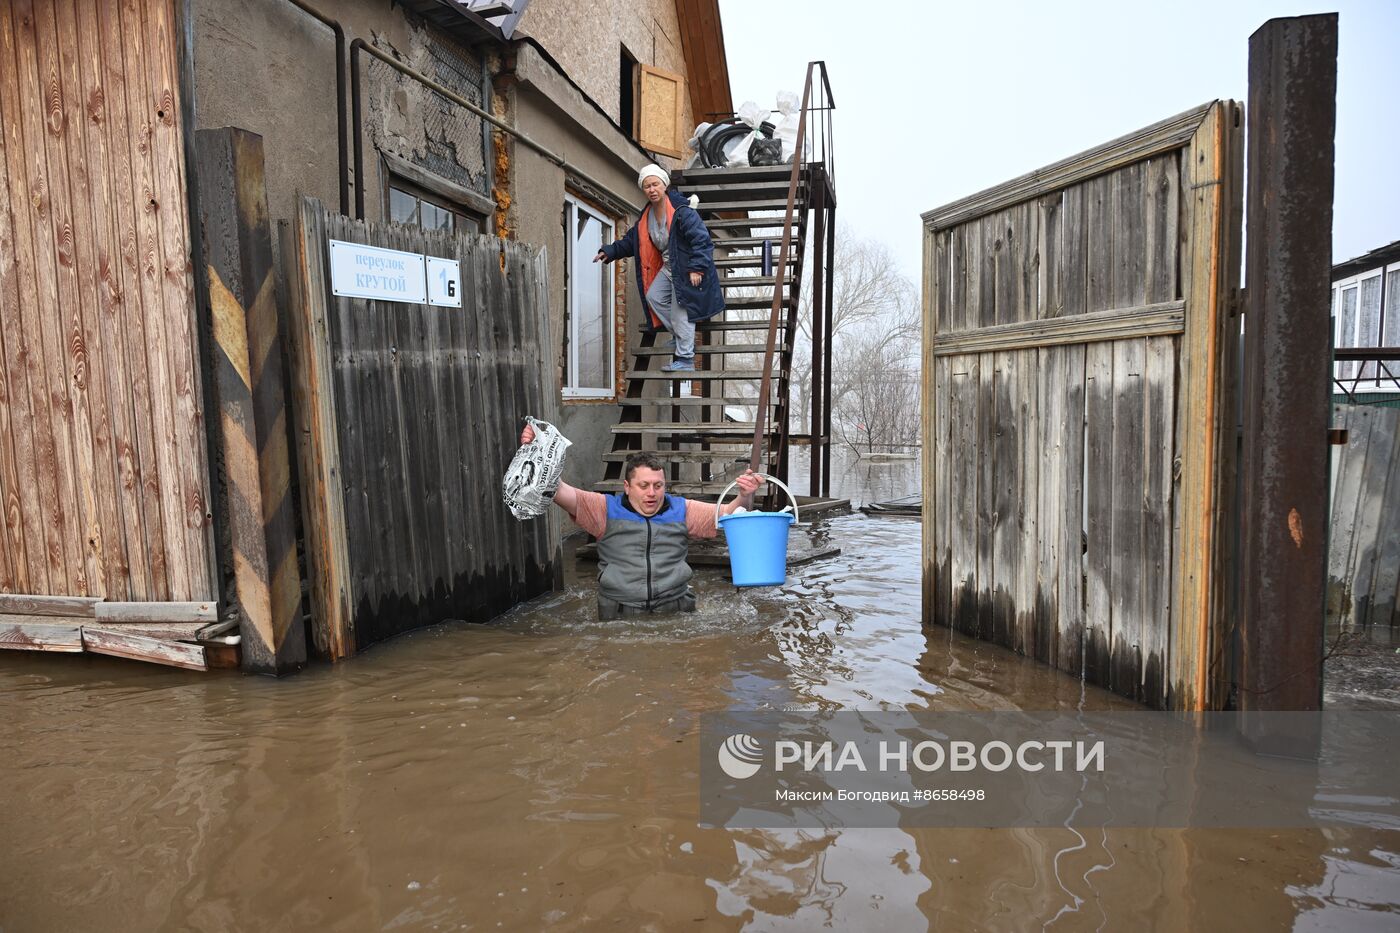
<box><xmin>1331</xmin><ymin>239</ymin><xmax>1400</xmax><ymax>396</ymax></box>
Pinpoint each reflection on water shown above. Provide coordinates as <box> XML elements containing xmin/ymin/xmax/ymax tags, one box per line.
<box><xmin>1</xmin><ymin>450</ymin><xmax>1397</xmax><ymax>930</ymax></box>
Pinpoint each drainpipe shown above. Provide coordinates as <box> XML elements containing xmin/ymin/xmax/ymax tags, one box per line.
<box><xmin>349</xmin><ymin>38</ymin><xmax>642</xmax><ymax>221</ymax></box>
<box><xmin>283</xmin><ymin>0</ymin><xmax>350</xmax><ymax>216</ymax></box>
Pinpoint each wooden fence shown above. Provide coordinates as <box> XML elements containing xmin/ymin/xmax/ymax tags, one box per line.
<box><xmin>281</xmin><ymin>197</ymin><xmax>560</xmax><ymax>659</ymax></box>
<box><xmin>921</xmin><ymin>101</ymin><xmax>1243</xmax><ymax>711</ymax></box>
<box><xmin>0</xmin><ymin>0</ymin><xmax>214</xmax><ymax>604</ymax></box>
<box><xmin>1329</xmin><ymin>403</ymin><xmax>1400</xmax><ymax>639</ymax></box>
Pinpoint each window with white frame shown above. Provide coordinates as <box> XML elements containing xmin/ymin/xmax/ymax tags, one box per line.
<box><xmin>563</xmin><ymin>195</ymin><xmax>616</xmax><ymax>398</ymax></box>
<box><xmin>1332</xmin><ymin>264</ymin><xmax>1396</xmax><ymax>390</ymax></box>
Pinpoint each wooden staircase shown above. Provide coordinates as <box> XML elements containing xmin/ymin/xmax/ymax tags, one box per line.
<box><xmin>594</xmin><ymin>164</ymin><xmax>816</xmax><ymax>497</ymax></box>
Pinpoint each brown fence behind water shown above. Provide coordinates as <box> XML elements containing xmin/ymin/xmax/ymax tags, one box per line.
<box><xmin>282</xmin><ymin>197</ymin><xmax>560</xmax><ymax>659</ymax></box>
<box><xmin>1329</xmin><ymin>403</ymin><xmax>1400</xmax><ymax>642</ymax></box>
<box><xmin>921</xmin><ymin>102</ymin><xmax>1244</xmax><ymax>711</ymax></box>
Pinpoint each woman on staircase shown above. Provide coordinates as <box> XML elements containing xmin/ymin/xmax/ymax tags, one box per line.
<box><xmin>595</xmin><ymin>163</ymin><xmax>724</xmax><ymax>372</ymax></box>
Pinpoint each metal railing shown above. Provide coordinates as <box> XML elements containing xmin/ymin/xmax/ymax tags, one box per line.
<box><xmin>748</xmin><ymin>61</ymin><xmax>834</xmax><ymax>476</ymax></box>
<box><xmin>1333</xmin><ymin>347</ymin><xmax>1400</xmax><ymax>405</ymax></box>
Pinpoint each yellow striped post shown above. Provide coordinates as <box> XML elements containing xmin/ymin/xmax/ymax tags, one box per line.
<box><xmin>195</xmin><ymin>128</ymin><xmax>307</xmax><ymax>674</ymax></box>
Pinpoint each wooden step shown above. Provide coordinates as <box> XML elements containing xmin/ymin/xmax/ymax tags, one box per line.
<box><xmin>719</xmin><ymin>276</ymin><xmax>786</xmax><ymax>289</ymax></box>
<box><xmin>611</xmin><ymin>422</ymin><xmax>763</xmax><ymax>436</ymax></box>
<box><xmin>715</xmin><ymin>254</ymin><xmax>797</xmax><ymax>269</ymax></box>
<box><xmin>696</xmin><ymin>319</ymin><xmax>789</xmax><ymax>332</ymax></box>
<box><xmin>725</xmin><ymin>294</ymin><xmax>798</xmax><ymax>310</ymax></box>
<box><xmin>697</xmin><ymin>199</ymin><xmax>803</xmax><ymax>213</ymax></box>
<box><xmin>615</xmin><ymin>396</ymin><xmax>769</xmax><ymax>406</ymax></box>
<box><xmin>601</xmin><ymin>449</ymin><xmax>753</xmax><ymax>463</ymax></box>
<box><xmin>688</xmin><ymin>182</ymin><xmax>808</xmax><ymax>202</ymax></box>
<box><xmin>676</xmin><ymin>164</ymin><xmax>810</xmax><ymax>184</ymax></box>
<box><xmin>714</xmin><ymin>236</ymin><xmax>788</xmax><ymax>249</ymax></box>
<box><xmin>626</xmin><ymin>369</ymin><xmax>768</xmax><ymax>380</ymax></box>
<box><xmin>704</xmin><ymin>217</ymin><xmax>794</xmax><ymax>231</ymax></box>
<box><xmin>632</xmin><ymin>343</ymin><xmax>783</xmax><ymax>356</ymax></box>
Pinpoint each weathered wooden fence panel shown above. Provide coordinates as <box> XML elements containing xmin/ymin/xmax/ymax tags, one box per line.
<box><xmin>1328</xmin><ymin>403</ymin><xmax>1400</xmax><ymax>640</ymax></box>
<box><xmin>0</xmin><ymin>0</ymin><xmax>214</xmax><ymax>603</ymax></box>
<box><xmin>922</xmin><ymin>102</ymin><xmax>1243</xmax><ymax>710</ymax></box>
<box><xmin>283</xmin><ymin>196</ymin><xmax>560</xmax><ymax>659</ymax></box>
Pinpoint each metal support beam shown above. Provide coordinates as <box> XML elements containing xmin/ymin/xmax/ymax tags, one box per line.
<box><xmin>1238</xmin><ymin>15</ymin><xmax>1337</xmax><ymax>730</ymax></box>
<box><xmin>809</xmin><ymin>166</ymin><xmax>827</xmax><ymax>497</ymax></box>
<box><xmin>822</xmin><ymin>197</ymin><xmax>835</xmax><ymax>497</ymax></box>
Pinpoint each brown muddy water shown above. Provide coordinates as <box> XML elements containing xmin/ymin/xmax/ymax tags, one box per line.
<box><xmin>3</xmin><ymin>452</ymin><xmax>1398</xmax><ymax>931</ymax></box>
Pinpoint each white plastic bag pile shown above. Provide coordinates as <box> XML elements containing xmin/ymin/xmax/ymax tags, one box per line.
<box><xmin>684</xmin><ymin>92</ymin><xmax>807</xmax><ymax>170</ymax></box>
<box><xmin>502</xmin><ymin>416</ymin><xmax>572</xmax><ymax>520</ymax></box>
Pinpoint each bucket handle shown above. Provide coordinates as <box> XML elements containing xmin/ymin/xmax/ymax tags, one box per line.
<box><xmin>714</xmin><ymin>473</ymin><xmax>800</xmax><ymax>531</ymax></box>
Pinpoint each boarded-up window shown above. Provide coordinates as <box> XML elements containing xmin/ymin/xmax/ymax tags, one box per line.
<box><xmin>638</xmin><ymin>64</ymin><xmax>684</xmax><ymax>157</ymax></box>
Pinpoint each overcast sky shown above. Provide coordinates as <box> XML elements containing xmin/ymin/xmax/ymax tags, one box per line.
<box><xmin>717</xmin><ymin>0</ymin><xmax>1400</xmax><ymax>282</ymax></box>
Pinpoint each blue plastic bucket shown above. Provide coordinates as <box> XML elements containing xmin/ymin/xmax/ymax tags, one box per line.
<box><xmin>716</xmin><ymin>475</ymin><xmax>799</xmax><ymax>587</ymax></box>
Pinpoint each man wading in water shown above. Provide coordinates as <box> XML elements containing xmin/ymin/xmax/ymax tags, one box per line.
<box><xmin>518</xmin><ymin>423</ymin><xmax>763</xmax><ymax>619</ymax></box>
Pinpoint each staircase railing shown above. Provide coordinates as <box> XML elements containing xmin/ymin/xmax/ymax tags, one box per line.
<box><xmin>749</xmin><ymin>62</ymin><xmax>835</xmax><ymax>481</ymax></box>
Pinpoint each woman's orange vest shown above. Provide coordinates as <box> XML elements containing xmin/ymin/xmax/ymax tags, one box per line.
<box><xmin>636</xmin><ymin>197</ymin><xmax>676</xmax><ymax>329</ymax></box>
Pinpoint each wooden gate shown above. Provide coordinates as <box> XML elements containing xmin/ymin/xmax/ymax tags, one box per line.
<box><xmin>921</xmin><ymin>102</ymin><xmax>1243</xmax><ymax>710</ymax></box>
<box><xmin>282</xmin><ymin>197</ymin><xmax>560</xmax><ymax>659</ymax></box>
<box><xmin>0</xmin><ymin>0</ymin><xmax>214</xmax><ymax>607</ymax></box>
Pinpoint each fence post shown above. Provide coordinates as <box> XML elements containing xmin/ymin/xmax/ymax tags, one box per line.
<box><xmin>1239</xmin><ymin>15</ymin><xmax>1337</xmax><ymax>730</ymax></box>
<box><xmin>194</xmin><ymin>128</ymin><xmax>308</xmax><ymax>674</ymax></box>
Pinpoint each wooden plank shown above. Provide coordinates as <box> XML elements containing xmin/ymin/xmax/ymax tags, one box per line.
<box><xmin>118</xmin><ymin>0</ymin><xmax>190</xmax><ymax>600</ymax></box>
<box><xmin>933</xmin><ymin>356</ymin><xmax>953</xmax><ymax>628</ymax></box>
<box><xmin>1364</xmin><ymin>408</ymin><xmax>1400</xmax><ymax>629</ymax></box>
<box><xmin>933</xmin><ymin>300</ymin><xmax>1185</xmax><ymax>356</ymax></box>
<box><xmin>52</xmin><ymin>0</ymin><xmax>125</xmax><ymax>597</ymax></box>
<box><xmin>990</xmin><ymin>350</ymin><xmax>1018</xmax><ymax>649</ymax></box>
<box><xmin>0</xmin><ymin>620</ymin><xmax>83</xmax><ymax>651</ymax></box>
<box><xmin>948</xmin><ymin>357</ymin><xmax>978</xmax><ymax>636</ymax></box>
<box><xmin>1171</xmin><ymin>103</ymin><xmax>1229</xmax><ymax>711</ymax></box>
<box><xmin>0</xmin><ymin>0</ymin><xmax>36</xmax><ymax>595</ymax></box>
<box><xmin>1056</xmin><ymin>344</ymin><xmax>1088</xmax><ymax>675</ymax></box>
<box><xmin>81</xmin><ymin>626</ymin><xmax>208</xmax><ymax>670</ymax></box>
<box><xmin>0</xmin><ymin>593</ymin><xmax>100</xmax><ymax>616</ymax></box>
<box><xmin>146</xmin><ymin>0</ymin><xmax>214</xmax><ymax>599</ymax></box>
<box><xmin>1326</xmin><ymin>405</ymin><xmax>1370</xmax><ymax>624</ymax></box>
<box><xmin>85</xmin><ymin>620</ymin><xmax>206</xmax><ymax>640</ymax></box>
<box><xmin>1038</xmin><ymin>192</ymin><xmax>1063</xmax><ymax>320</ymax></box>
<box><xmin>1347</xmin><ymin>406</ymin><xmax>1396</xmax><ymax>629</ymax></box>
<box><xmin>1144</xmin><ymin>153</ymin><xmax>1181</xmax><ymax>303</ymax></box>
<box><xmin>1083</xmin><ymin>340</ymin><xmax>1114</xmax><ymax>686</ymax></box>
<box><xmin>1108</xmin><ymin>339</ymin><xmax>1146</xmax><ymax>702</ymax></box>
<box><xmin>34</xmin><ymin>0</ymin><xmax>107</xmax><ymax>595</ymax></box>
<box><xmin>1110</xmin><ymin>161</ymin><xmax>1147</xmax><ymax>308</ymax></box>
<box><xmin>1016</xmin><ymin>346</ymin><xmax>1040</xmax><ymax>657</ymax></box>
<box><xmin>9</xmin><ymin>0</ymin><xmax>85</xmax><ymax>595</ymax></box>
<box><xmin>975</xmin><ymin>349</ymin><xmax>995</xmax><ymax>639</ymax></box>
<box><xmin>102</xmin><ymin>0</ymin><xmax>168</xmax><ymax>600</ymax></box>
<box><xmin>1061</xmin><ymin>183</ymin><xmax>1088</xmax><ymax>318</ymax></box>
<box><xmin>922</xmin><ymin>102</ymin><xmax>1212</xmax><ymax>230</ymax></box>
<box><xmin>1142</xmin><ymin>336</ymin><xmax>1176</xmax><ymax>707</ymax></box>
<box><xmin>93</xmin><ymin>599</ymin><xmax>217</xmax><ymax>623</ymax></box>
<box><xmin>1085</xmin><ymin>172</ymin><xmax>1113</xmax><ymax>314</ymax></box>
<box><xmin>282</xmin><ymin>203</ymin><xmax>354</xmax><ymax>659</ymax></box>
<box><xmin>70</xmin><ymin>0</ymin><xmax>145</xmax><ymax>601</ymax></box>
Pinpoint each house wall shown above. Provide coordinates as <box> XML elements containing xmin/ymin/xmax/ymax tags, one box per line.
<box><xmin>191</xmin><ymin>0</ymin><xmax>702</xmax><ymax>515</ymax></box>
<box><xmin>517</xmin><ymin>0</ymin><xmax>697</xmax><ymax>144</ymax></box>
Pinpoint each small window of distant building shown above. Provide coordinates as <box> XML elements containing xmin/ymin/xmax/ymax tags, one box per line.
<box><xmin>563</xmin><ymin>194</ymin><xmax>616</xmax><ymax>398</ymax></box>
<box><xmin>387</xmin><ymin>176</ymin><xmax>484</xmax><ymax>235</ymax></box>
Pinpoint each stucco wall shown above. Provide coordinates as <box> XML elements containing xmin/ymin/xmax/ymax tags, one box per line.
<box><xmin>517</xmin><ymin>0</ymin><xmax>696</xmax><ymax>163</ymax></box>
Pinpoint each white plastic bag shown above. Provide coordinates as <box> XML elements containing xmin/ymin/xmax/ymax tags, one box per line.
<box><xmin>502</xmin><ymin>416</ymin><xmax>572</xmax><ymax>520</ymax></box>
<box><xmin>772</xmin><ymin>90</ymin><xmax>807</xmax><ymax>163</ymax></box>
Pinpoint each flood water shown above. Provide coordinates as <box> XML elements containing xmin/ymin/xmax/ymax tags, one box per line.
<box><xmin>3</xmin><ymin>450</ymin><xmax>1398</xmax><ymax>930</ymax></box>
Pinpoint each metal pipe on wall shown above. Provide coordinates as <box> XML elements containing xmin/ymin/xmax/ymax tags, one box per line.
<box><xmin>283</xmin><ymin>0</ymin><xmax>350</xmax><ymax>216</ymax></box>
